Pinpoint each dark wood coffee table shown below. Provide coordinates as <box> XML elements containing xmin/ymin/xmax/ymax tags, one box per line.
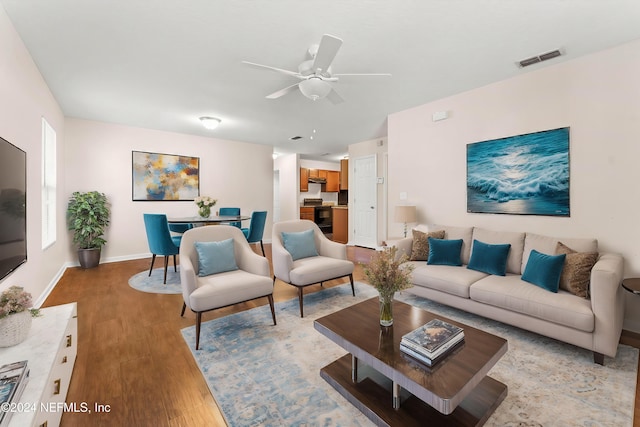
<box><xmin>314</xmin><ymin>297</ymin><xmax>508</xmax><ymax>426</ymax></box>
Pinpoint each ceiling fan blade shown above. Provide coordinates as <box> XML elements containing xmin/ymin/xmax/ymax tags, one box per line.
<box><xmin>332</xmin><ymin>73</ymin><xmax>392</xmax><ymax>77</ymax></box>
<box><xmin>312</xmin><ymin>34</ymin><xmax>343</xmax><ymax>74</ymax></box>
<box><xmin>326</xmin><ymin>88</ymin><xmax>344</xmax><ymax>105</ymax></box>
<box><xmin>242</xmin><ymin>61</ymin><xmax>302</xmax><ymax>78</ymax></box>
<box><xmin>265</xmin><ymin>83</ymin><xmax>300</xmax><ymax>99</ymax></box>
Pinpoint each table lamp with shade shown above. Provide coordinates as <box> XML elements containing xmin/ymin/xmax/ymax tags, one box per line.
<box><xmin>394</xmin><ymin>205</ymin><xmax>417</xmax><ymax>238</ymax></box>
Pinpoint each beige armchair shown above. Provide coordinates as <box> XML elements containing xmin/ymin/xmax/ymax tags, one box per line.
<box><xmin>180</xmin><ymin>225</ymin><xmax>276</xmax><ymax>349</ymax></box>
<box><xmin>272</xmin><ymin>220</ymin><xmax>355</xmax><ymax>317</ymax></box>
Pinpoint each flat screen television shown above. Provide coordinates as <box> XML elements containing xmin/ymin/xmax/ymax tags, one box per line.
<box><xmin>0</xmin><ymin>136</ymin><xmax>26</xmax><ymax>281</ymax></box>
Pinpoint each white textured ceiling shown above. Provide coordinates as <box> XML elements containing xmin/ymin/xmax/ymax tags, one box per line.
<box><xmin>2</xmin><ymin>1</ymin><xmax>640</xmax><ymax>161</ymax></box>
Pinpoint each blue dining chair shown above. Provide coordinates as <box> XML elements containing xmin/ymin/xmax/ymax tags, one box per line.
<box><xmin>168</xmin><ymin>223</ymin><xmax>193</xmax><ymax>246</ymax></box>
<box><xmin>242</xmin><ymin>211</ymin><xmax>267</xmax><ymax>256</ymax></box>
<box><xmin>219</xmin><ymin>207</ymin><xmax>241</xmax><ymax>228</ymax></box>
<box><xmin>143</xmin><ymin>213</ymin><xmax>180</xmax><ymax>284</ymax></box>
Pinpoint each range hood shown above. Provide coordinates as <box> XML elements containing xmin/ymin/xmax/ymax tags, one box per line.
<box><xmin>308</xmin><ymin>177</ymin><xmax>327</xmax><ymax>184</ymax></box>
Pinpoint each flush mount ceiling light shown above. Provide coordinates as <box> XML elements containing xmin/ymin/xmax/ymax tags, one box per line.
<box><xmin>199</xmin><ymin>116</ymin><xmax>221</xmax><ymax>130</ymax></box>
<box><xmin>298</xmin><ymin>77</ymin><xmax>332</xmax><ymax>101</ymax></box>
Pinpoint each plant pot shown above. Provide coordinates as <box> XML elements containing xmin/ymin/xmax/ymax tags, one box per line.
<box><xmin>78</xmin><ymin>248</ymin><xmax>101</xmax><ymax>269</ymax></box>
<box><xmin>0</xmin><ymin>311</ymin><xmax>32</xmax><ymax>347</ymax></box>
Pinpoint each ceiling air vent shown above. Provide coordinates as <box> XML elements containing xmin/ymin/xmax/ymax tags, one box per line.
<box><xmin>518</xmin><ymin>49</ymin><xmax>562</xmax><ymax>68</ymax></box>
<box><xmin>289</xmin><ymin>136</ymin><xmax>303</xmax><ymax>141</ymax></box>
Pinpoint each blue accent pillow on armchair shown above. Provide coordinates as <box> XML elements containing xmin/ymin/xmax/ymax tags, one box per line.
<box><xmin>427</xmin><ymin>238</ymin><xmax>463</xmax><ymax>266</ymax></box>
<box><xmin>195</xmin><ymin>238</ymin><xmax>238</xmax><ymax>277</ymax></box>
<box><xmin>467</xmin><ymin>239</ymin><xmax>511</xmax><ymax>276</ymax></box>
<box><xmin>521</xmin><ymin>249</ymin><xmax>566</xmax><ymax>292</ymax></box>
<box><xmin>282</xmin><ymin>228</ymin><xmax>319</xmax><ymax>261</ymax></box>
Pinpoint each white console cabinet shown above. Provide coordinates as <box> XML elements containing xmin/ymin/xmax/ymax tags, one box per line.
<box><xmin>0</xmin><ymin>303</ymin><xmax>77</xmax><ymax>427</ymax></box>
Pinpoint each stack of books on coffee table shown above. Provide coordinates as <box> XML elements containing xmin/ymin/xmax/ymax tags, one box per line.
<box><xmin>400</xmin><ymin>318</ymin><xmax>464</xmax><ymax>367</ymax></box>
<box><xmin>0</xmin><ymin>360</ymin><xmax>30</xmax><ymax>427</ymax></box>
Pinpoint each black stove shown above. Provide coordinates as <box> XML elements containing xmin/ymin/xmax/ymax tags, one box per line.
<box><xmin>303</xmin><ymin>198</ymin><xmax>332</xmax><ymax>234</ymax></box>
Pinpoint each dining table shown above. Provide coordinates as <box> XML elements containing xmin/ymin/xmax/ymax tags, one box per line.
<box><xmin>167</xmin><ymin>215</ymin><xmax>250</xmax><ymax>225</ymax></box>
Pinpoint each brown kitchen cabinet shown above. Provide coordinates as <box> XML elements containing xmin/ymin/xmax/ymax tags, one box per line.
<box><xmin>332</xmin><ymin>206</ymin><xmax>348</xmax><ymax>243</ymax></box>
<box><xmin>325</xmin><ymin>170</ymin><xmax>340</xmax><ymax>192</ymax></box>
<box><xmin>340</xmin><ymin>159</ymin><xmax>348</xmax><ymax>190</ymax></box>
<box><xmin>308</xmin><ymin>168</ymin><xmax>319</xmax><ymax>179</ymax></box>
<box><xmin>300</xmin><ymin>206</ymin><xmax>314</xmax><ymax>221</ymax></box>
<box><xmin>300</xmin><ymin>167</ymin><xmax>309</xmax><ymax>192</ymax></box>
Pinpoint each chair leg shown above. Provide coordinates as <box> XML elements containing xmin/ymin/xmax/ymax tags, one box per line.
<box><xmin>349</xmin><ymin>273</ymin><xmax>355</xmax><ymax>296</ymax></box>
<box><xmin>260</xmin><ymin>240</ymin><xmax>265</xmax><ymax>257</ymax></box>
<box><xmin>163</xmin><ymin>256</ymin><xmax>169</xmax><ymax>284</ymax></box>
<box><xmin>298</xmin><ymin>287</ymin><xmax>305</xmax><ymax>318</ymax></box>
<box><xmin>173</xmin><ymin>254</ymin><xmax>178</xmax><ymax>272</ymax></box>
<box><xmin>180</xmin><ymin>302</ymin><xmax>186</xmax><ymax>317</ymax></box>
<box><xmin>267</xmin><ymin>294</ymin><xmax>277</xmax><ymax>325</ymax></box>
<box><xmin>195</xmin><ymin>311</ymin><xmax>202</xmax><ymax>350</ymax></box>
<box><xmin>148</xmin><ymin>254</ymin><xmax>157</xmax><ymax>276</ymax></box>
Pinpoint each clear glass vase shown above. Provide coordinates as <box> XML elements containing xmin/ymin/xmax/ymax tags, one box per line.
<box><xmin>379</xmin><ymin>293</ymin><xmax>394</xmax><ymax>327</ymax></box>
<box><xmin>198</xmin><ymin>205</ymin><xmax>211</xmax><ymax>218</ymax></box>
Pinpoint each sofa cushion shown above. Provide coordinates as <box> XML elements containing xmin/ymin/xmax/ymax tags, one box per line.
<box><xmin>467</xmin><ymin>239</ymin><xmax>511</xmax><ymax>276</ymax></box>
<box><xmin>430</xmin><ymin>225</ymin><xmax>474</xmax><ymax>265</ymax></box>
<box><xmin>472</xmin><ymin>228</ymin><xmax>525</xmax><ymax>275</ymax></box>
<box><xmin>427</xmin><ymin>238</ymin><xmax>463</xmax><ymax>266</ymax></box>
<box><xmin>521</xmin><ymin>250</ymin><xmax>566</xmax><ymax>292</ymax></box>
<box><xmin>408</xmin><ymin>261</ymin><xmax>488</xmax><ymax>298</ymax></box>
<box><xmin>522</xmin><ymin>232</ymin><xmax>598</xmax><ymax>273</ymax></box>
<box><xmin>281</xmin><ymin>229</ymin><xmax>318</xmax><ymax>261</ymax></box>
<box><xmin>555</xmin><ymin>241</ymin><xmax>599</xmax><ymax>299</ymax></box>
<box><xmin>195</xmin><ymin>239</ymin><xmax>238</xmax><ymax>276</ymax></box>
<box><xmin>410</xmin><ymin>229</ymin><xmax>445</xmax><ymax>261</ymax></box>
<box><xmin>470</xmin><ymin>275</ymin><xmax>594</xmax><ymax>332</ymax></box>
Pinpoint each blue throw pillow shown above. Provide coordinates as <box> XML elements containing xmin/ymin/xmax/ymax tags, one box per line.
<box><xmin>522</xmin><ymin>249</ymin><xmax>566</xmax><ymax>292</ymax></box>
<box><xmin>467</xmin><ymin>239</ymin><xmax>511</xmax><ymax>276</ymax></box>
<box><xmin>427</xmin><ymin>238</ymin><xmax>463</xmax><ymax>266</ymax></box>
<box><xmin>282</xmin><ymin>228</ymin><xmax>318</xmax><ymax>261</ymax></box>
<box><xmin>195</xmin><ymin>238</ymin><xmax>238</xmax><ymax>277</ymax></box>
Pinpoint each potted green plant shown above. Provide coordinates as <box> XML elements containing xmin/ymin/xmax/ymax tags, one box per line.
<box><xmin>67</xmin><ymin>191</ymin><xmax>110</xmax><ymax>269</ymax></box>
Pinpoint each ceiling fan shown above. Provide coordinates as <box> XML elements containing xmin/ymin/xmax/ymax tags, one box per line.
<box><xmin>242</xmin><ymin>34</ymin><xmax>391</xmax><ymax>104</ymax></box>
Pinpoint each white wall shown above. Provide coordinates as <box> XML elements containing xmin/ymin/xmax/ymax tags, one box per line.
<box><xmin>64</xmin><ymin>118</ymin><xmax>274</xmax><ymax>261</ymax></box>
<box><xmin>0</xmin><ymin>7</ymin><xmax>67</xmax><ymax>304</ymax></box>
<box><xmin>274</xmin><ymin>153</ymin><xmax>299</xmax><ymax>222</ymax></box>
<box><xmin>388</xmin><ymin>39</ymin><xmax>640</xmax><ymax>331</ymax></box>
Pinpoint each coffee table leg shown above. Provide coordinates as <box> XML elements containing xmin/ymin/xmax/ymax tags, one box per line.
<box><xmin>393</xmin><ymin>381</ymin><xmax>401</xmax><ymax>409</ymax></box>
<box><xmin>351</xmin><ymin>354</ymin><xmax>358</xmax><ymax>382</ymax></box>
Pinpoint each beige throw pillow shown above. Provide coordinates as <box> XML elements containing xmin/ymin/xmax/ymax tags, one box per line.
<box><xmin>410</xmin><ymin>229</ymin><xmax>445</xmax><ymax>261</ymax></box>
<box><xmin>555</xmin><ymin>241</ymin><xmax>599</xmax><ymax>299</ymax></box>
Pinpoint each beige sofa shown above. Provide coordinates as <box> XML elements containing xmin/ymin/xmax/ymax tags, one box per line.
<box><xmin>394</xmin><ymin>225</ymin><xmax>624</xmax><ymax>364</ymax></box>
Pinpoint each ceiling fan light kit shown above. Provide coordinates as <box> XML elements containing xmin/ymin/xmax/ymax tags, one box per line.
<box><xmin>199</xmin><ymin>116</ymin><xmax>221</xmax><ymax>130</ymax></box>
<box><xmin>299</xmin><ymin>78</ymin><xmax>332</xmax><ymax>101</ymax></box>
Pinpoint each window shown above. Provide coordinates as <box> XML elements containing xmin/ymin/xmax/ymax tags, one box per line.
<box><xmin>42</xmin><ymin>118</ymin><xmax>56</xmax><ymax>248</ymax></box>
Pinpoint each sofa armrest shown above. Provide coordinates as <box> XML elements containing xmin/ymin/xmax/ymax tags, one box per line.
<box><xmin>590</xmin><ymin>252</ymin><xmax>624</xmax><ymax>358</ymax></box>
<box><xmin>391</xmin><ymin>237</ymin><xmax>413</xmax><ymax>260</ymax></box>
<box><xmin>179</xmin><ymin>256</ymin><xmax>198</xmax><ymax>310</ymax></box>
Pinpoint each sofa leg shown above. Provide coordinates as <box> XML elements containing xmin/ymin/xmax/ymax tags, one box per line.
<box><xmin>298</xmin><ymin>288</ymin><xmax>304</xmax><ymax>318</ymax></box>
<box><xmin>349</xmin><ymin>274</ymin><xmax>355</xmax><ymax>296</ymax></box>
<box><xmin>267</xmin><ymin>294</ymin><xmax>277</xmax><ymax>325</ymax></box>
<box><xmin>593</xmin><ymin>352</ymin><xmax>604</xmax><ymax>365</ymax></box>
<box><xmin>195</xmin><ymin>311</ymin><xmax>202</xmax><ymax>350</ymax></box>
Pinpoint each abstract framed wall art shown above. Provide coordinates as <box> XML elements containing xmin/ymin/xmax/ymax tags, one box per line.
<box><xmin>132</xmin><ymin>151</ymin><xmax>200</xmax><ymax>201</ymax></box>
<box><xmin>466</xmin><ymin>127</ymin><xmax>570</xmax><ymax>216</ymax></box>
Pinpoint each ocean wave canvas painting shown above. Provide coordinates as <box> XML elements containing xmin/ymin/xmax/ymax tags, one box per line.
<box><xmin>467</xmin><ymin>127</ymin><xmax>570</xmax><ymax>216</ymax></box>
<box><xmin>132</xmin><ymin>151</ymin><xmax>199</xmax><ymax>201</ymax></box>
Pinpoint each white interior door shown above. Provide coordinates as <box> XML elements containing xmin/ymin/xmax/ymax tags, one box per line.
<box><xmin>353</xmin><ymin>155</ymin><xmax>377</xmax><ymax>248</ymax></box>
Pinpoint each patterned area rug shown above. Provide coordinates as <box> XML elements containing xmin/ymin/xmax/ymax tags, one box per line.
<box><xmin>127</xmin><ymin>267</ymin><xmax>181</xmax><ymax>294</ymax></box>
<box><xmin>181</xmin><ymin>283</ymin><xmax>638</xmax><ymax>426</ymax></box>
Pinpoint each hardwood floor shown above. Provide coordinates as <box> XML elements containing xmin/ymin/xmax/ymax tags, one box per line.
<box><xmin>43</xmin><ymin>244</ymin><xmax>375</xmax><ymax>426</ymax></box>
<box><xmin>44</xmin><ymin>245</ymin><xmax>640</xmax><ymax>426</ymax></box>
